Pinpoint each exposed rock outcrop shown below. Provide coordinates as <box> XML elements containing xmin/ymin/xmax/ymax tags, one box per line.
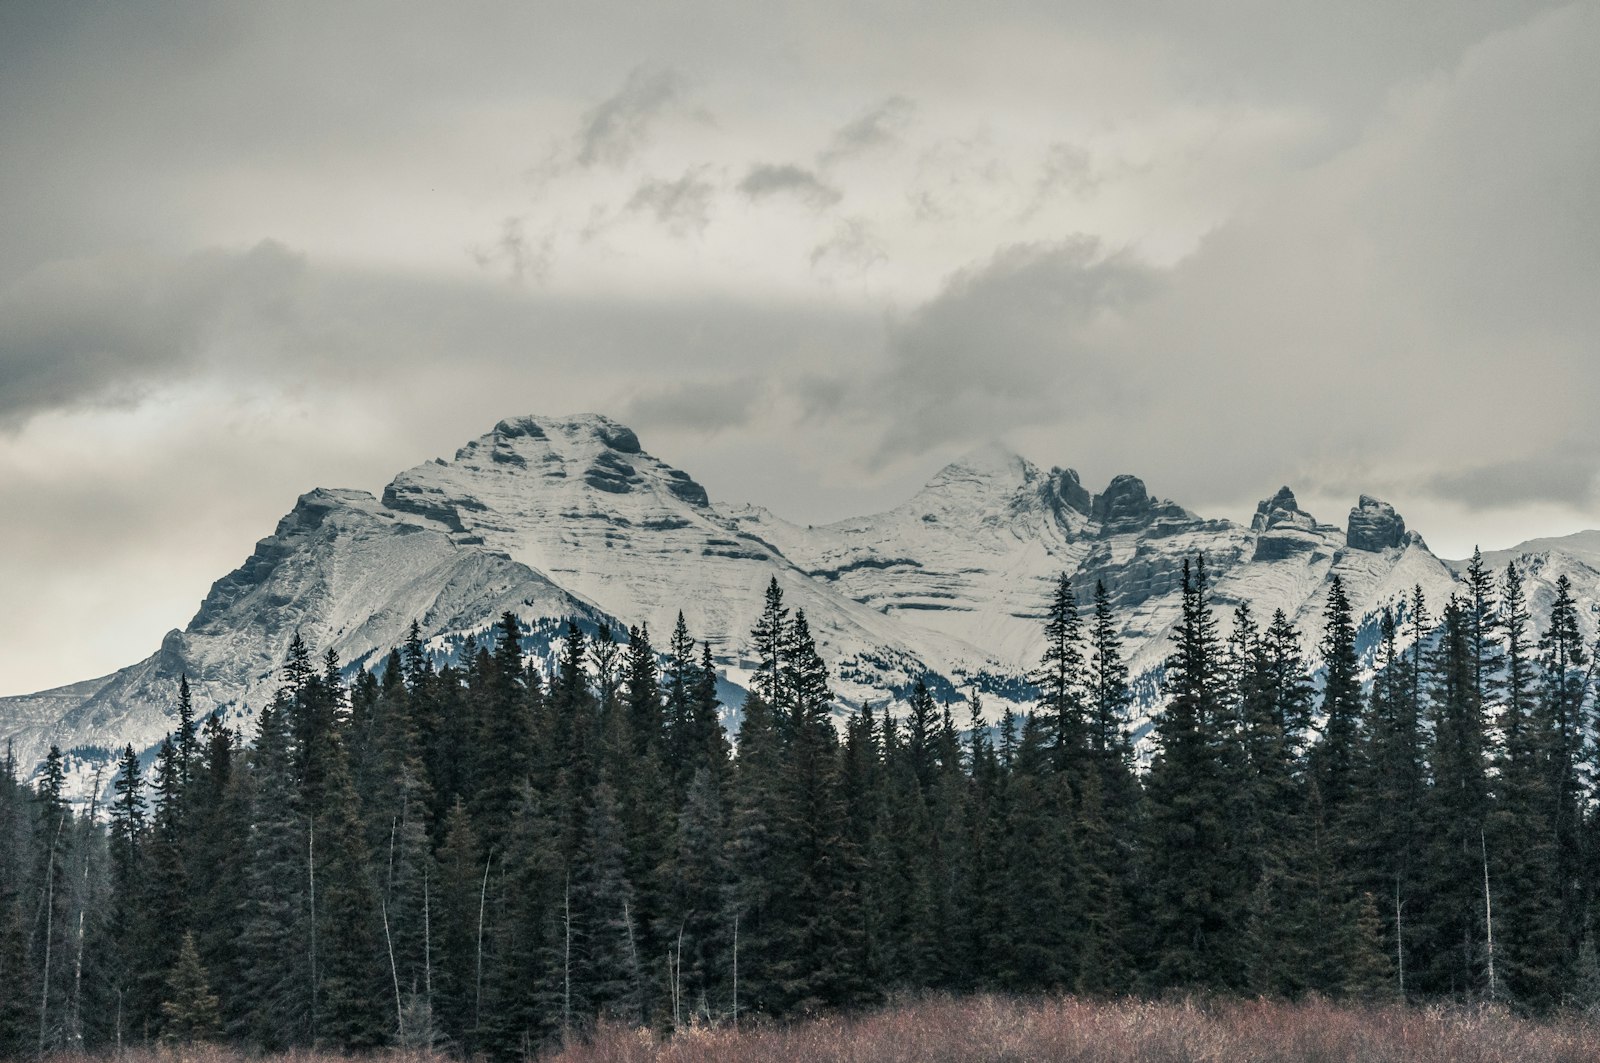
<box><xmin>1347</xmin><ymin>495</ymin><xmax>1407</xmax><ymax>552</ymax></box>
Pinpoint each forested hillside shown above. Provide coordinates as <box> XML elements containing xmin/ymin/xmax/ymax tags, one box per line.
<box><xmin>2</xmin><ymin>554</ymin><xmax>1596</xmax><ymax>1058</ymax></box>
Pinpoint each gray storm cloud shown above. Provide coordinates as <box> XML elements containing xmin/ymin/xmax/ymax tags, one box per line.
<box><xmin>819</xmin><ymin>96</ymin><xmax>917</xmax><ymax>166</ymax></box>
<box><xmin>0</xmin><ymin>0</ymin><xmax>1595</xmax><ymax>694</ymax></box>
<box><xmin>738</xmin><ymin>164</ymin><xmax>843</xmax><ymax>210</ymax></box>
<box><xmin>832</xmin><ymin>3</ymin><xmax>1600</xmax><ymax>509</ymax></box>
<box><xmin>626</xmin><ymin>169</ymin><xmax>720</xmax><ymax>236</ymax></box>
<box><xmin>0</xmin><ymin>242</ymin><xmax>304</xmax><ymax>425</ymax></box>
<box><xmin>574</xmin><ymin>67</ymin><xmax>694</xmax><ymax>169</ymax></box>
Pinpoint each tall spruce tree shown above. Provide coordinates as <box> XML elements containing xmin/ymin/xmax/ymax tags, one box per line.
<box><xmin>237</xmin><ymin>697</ymin><xmax>311</xmax><ymax>1049</ymax></box>
<box><xmin>1312</xmin><ymin>576</ymin><xmax>1363</xmax><ymax>813</ymax></box>
<box><xmin>1142</xmin><ymin>557</ymin><xmax>1243</xmax><ymax>990</ymax></box>
<box><xmin>1416</xmin><ymin>595</ymin><xmax>1491</xmax><ymax>997</ymax></box>
<box><xmin>1037</xmin><ymin>573</ymin><xmax>1088</xmax><ymax>785</ymax></box>
<box><xmin>1490</xmin><ymin>560</ymin><xmax>1566</xmax><ymax>1007</ymax></box>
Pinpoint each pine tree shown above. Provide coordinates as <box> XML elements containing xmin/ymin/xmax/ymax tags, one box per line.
<box><xmin>1312</xmin><ymin>576</ymin><xmax>1363</xmax><ymax>813</ymax></box>
<box><xmin>1464</xmin><ymin>548</ymin><xmax>1505</xmax><ymax>725</ymax></box>
<box><xmin>659</xmin><ymin>767</ymin><xmax>732</xmax><ymax>1026</ymax></box>
<box><xmin>725</xmin><ymin>691</ymin><xmax>783</xmax><ymax>1019</ymax></box>
<box><xmin>0</xmin><ymin>897</ymin><xmax>30</xmax><ymax>1058</ymax></box>
<box><xmin>1484</xmin><ymin>560</ymin><xmax>1566</xmax><ymax>1007</ymax></box>
<box><xmin>995</xmin><ymin>713</ymin><xmax>1075</xmax><ymax>992</ymax></box>
<box><xmin>1538</xmin><ymin>573</ymin><xmax>1590</xmax><ymax>993</ymax></box>
<box><xmin>625</xmin><ymin>621</ymin><xmax>663</xmax><ymax>760</ymax></box>
<box><xmin>31</xmin><ymin>747</ymin><xmax>77</xmax><ymax>1051</ymax></box>
<box><xmin>690</xmin><ymin>642</ymin><xmax>731</xmax><ymax>777</ymax></box>
<box><xmin>237</xmin><ymin>698</ymin><xmax>311</xmax><ymax>1049</ymax></box>
<box><xmin>477</xmin><ymin>780</ymin><xmax>560</xmax><ymax>1058</ymax></box>
<box><xmin>1037</xmin><ymin>573</ymin><xmax>1087</xmax><ymax>785</ymax></box>
<box><xmin>769</xmin><ymin>609</ymin><xmax>869</xmax><ymax>1012</ymax></box>
<box><xmin>175</xmin><ymin>676</ymin><xmax>201</xmax><ymax>801</ymax></box>
<box><xmin>873</xmin><ymin>712</ymin><xmax>940</xmax><ymax>989</ymax></box>
<box><xmin>0</xmin><ymin>747</ymin><xmax>32</xmax><ymax>1059</ymax></box>
<box><xmin>107</xmin><ymin>744</ymin><xmax>147</xmax><ymax>1016</ymax></box>
<box><xmin>1086</xmin><ymin>579</ymin><xmax>1138</xmax><ymax>815</ymax></box>
<box><xmin>1142</xmin><ymin>557</ymin><xmax>1244</xmax><ymax>990</ymax></box>
<box><xmin>664</xmin><ymin>613</ymin><xmax>697</xmax><ymax>775</ymax></box>
<box><xmin>902</xmin><ymin>678</ymin><xmax>939</xmax><ymax>794</ymax></box>
<box><xmin>1357</xmin><ymin>606</ymin><xmax>1424</xmax><ymax>1000</ymax></box>
<box><xmin>571</xmin><ymin>782</ymin><xmax>642</xmax><ymax>1025</ymax></box>
<box><xmin>749</xmin><ymin>578</ymin><xmax>789</xmax><ymax>710</ymax></box>
<box><xmin>1234</xmin><ymin>605</ymin><xmax>1300</xmax><ymax>996</ymax></box>
<box><xmin>314</xmin><ymin>735</ymin><xmax>388</xmax><ymax>1050</ymax></box>
<box><xmin>472</xmin><ymin>612</ymin><xmax>534</xmax><ymax>844</ymax></box>
<box><xmin>1416</xmin><ymin>595</ymin><xmax>1490</xmax><ymax>997</ymax></box>
<box><xmin>1287</xmin><ymin>577</ymin><xmax>1366</xmax><ymax>992</ymax></box>
<box><xmin>433</xmin><ymin>800</ymin><xmax>485</xmax><ymax>1049</ymax></box>
<box><xmin>160</xmin><ymin>932</ymin><xmax>222</xmax><ymax>1044</ymax></box>
<box><xmin>187</xmin><ymin>714</ymin><xmax>249</xmax><ymax>1027</ymax></box>
<box><xmin>1342</xmin><ymin>892</ymin><xmax>1398</xmax><ymax>1001</ymax></box>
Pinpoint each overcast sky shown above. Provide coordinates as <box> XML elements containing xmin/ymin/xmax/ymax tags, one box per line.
<box><xmin>2</xmin><ymin>0</ymin><xmax>1597</xmax><ymax>695</ymax></box>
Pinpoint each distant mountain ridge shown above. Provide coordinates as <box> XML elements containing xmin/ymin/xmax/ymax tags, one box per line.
<box><xmin>5</xmin><ymin>412</ymin><xmax>1598</xmax><ymax>785</ymax></box>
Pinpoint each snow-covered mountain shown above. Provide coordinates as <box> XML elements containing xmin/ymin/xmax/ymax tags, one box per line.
<box><xmin>4</xmin><ymin>413</ymin><xmax>1597</xmax><ymax>786</ymax></box>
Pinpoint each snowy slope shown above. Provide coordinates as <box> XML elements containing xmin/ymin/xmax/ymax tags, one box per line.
<box><xmin>1457</xmin><ymin>531</ymin><xmax>1600</xmax><ymax>647</ymax></box>
<box><xmin>0</xmin><ymin>484</ymin><xmax>605</xmax><ymax>783</ymax></box>
<box><xmin>2</xmin><ymin>412</ymin><xmax>1593</xmax><ymax>787</ymax></box>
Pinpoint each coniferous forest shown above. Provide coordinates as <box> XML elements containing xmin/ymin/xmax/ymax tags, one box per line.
<box><xmin>3</xmin><ymin>552</ymin><xmax>1599</xmax><ymax>1058</ymax></box>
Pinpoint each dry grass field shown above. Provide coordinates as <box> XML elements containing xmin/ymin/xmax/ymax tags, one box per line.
<box><xmin>58</xmin><ymin>994</ymin><xmax>1600</xmax><ymax>1063</ymax></box>
<box><xmin>554</xmin><ymin>995</ymin><xmax>1600</xmax><ymax>1063</ymax></box>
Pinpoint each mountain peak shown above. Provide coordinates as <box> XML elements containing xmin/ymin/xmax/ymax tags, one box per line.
<box><xmin>908</xmin><ymin>443</ymin><xmax>1040</xmax><ymax>510</ymax></box>
<box><xmin>936</xmin><ymin>441</ymin><xmax>1034</xmax><ymax>482</ymax></box>
<box><xmin>492</xmin><ymin>412</ymin><xmax>642</xmax><ymax>454</ymax></box>
<box><xmin>1251</xmin><ymin>485</ymin><xmax>1313</xmax><ymax>532</ymax></box>
<box><xmin>1091</xmin><ymin>474</ymin><xmax>1193</xmax><ymax>535</ymax></box>
<box><xmin>1347</xmin><ymin>495</ymin><xmax>1408</xmax><ymax>552</ymax></box>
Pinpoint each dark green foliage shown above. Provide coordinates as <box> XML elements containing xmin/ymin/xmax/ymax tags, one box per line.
<box><xmin>237</xmin><ymin>697</ymin><xmax>312</xmax><ymax>1049</ymax></box>
<box><xmin>1415</xmin><ymin>595</ymin><xmax>1491</xmax><ymax>998</ymax></box>
<box><xmin>0</xmin><ymin>897</ymin><xmax>30</xmax><ymax>1057</ymax></box>
<box><xmin>1037</xmin><ymin>573</ymin><xmax>1087</xmax><ymax>782</ymax></box>
<box><xmin>20</xmin><ymin>549</ymin><xmax>1600</xmax><ymax>1054</ymax></box>
<box><xmin>1312</xmin><ymin>577</ymin><xmax>1363</xmax><ymax>812</ymax></box>
<box><xmin>1142</xmin><ymin>557</ymin><xmax>1245</xmax><ymax>991</ymax></box>
<box><xmin>160</xmin><ymin>932</ymin><xmax>222</xmax><ymax>1044</ymax></box>
<box><xmin>313</xmin><ymin>735</ymin><xmax>388</xmax><ymax>1050</ymax></box>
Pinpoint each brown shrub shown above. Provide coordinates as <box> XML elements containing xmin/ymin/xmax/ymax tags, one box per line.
<box><xmin>35</xmin><ymin>997</ymin><xmax>1600</xmax><ymax>1063</ymax></box>
<box><xmin>552</xmin><ymin>994</ymin><xmax>1600</xmax><ymax>1063</ymax></box>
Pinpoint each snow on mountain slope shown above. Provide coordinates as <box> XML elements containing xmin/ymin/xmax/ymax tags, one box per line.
<box><xmin>735</xmin><ymin>459</ymin><xmax>1462</xmax><ymax>713</ymax></box>
<box><xmin>2</xmin><ymin>412</ymin><xmax>1592</xmax><ymax>788</ymax></box>
<box><xmin>379</xmin><ymin>414</ymin><xmax>1007</xmax><ymax>705</ymax></box>
<box><xmin>0</xmin><ymin>484</ymin><xmax>604</xmax><ymax>782</ymax></box>
<box><xmin>1458</xmin><ymin>531</ymin><xmax>1600</xmax><ymax>646</ymax></box>
<box><xmin>1482</xmin><ymin>530</ymin><xmax>1600</xmax><ymax>573</ymax></box>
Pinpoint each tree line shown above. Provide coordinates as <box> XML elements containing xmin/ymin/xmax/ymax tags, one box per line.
<box><xmin>1</xmin><ymin>551</ymin><xmax>1597</xmax><ymax>1058</ymax></box>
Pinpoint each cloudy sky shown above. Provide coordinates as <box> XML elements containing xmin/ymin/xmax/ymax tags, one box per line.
<box><xmin>2</xmin><ymin>0</ymin><xmax>1597</xmax><ymax>695</ymax></box>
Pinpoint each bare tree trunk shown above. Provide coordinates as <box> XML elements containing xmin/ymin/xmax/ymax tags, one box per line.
<box><xmin>70</xmin><ymin>768</ymin><xmax>103</xmax><ymax>1048</ymax></box>
<box><xmin>474</xmin><ymin>849</ymin><xmax>491</xmax><ymax>1036</ymax></box>
<box><xmin>1394</xmin><ymin>878</ymin><xmax>1406</xmax><ymax>1001</ymax></box>
<box><xmin>308</xmin><ymin>816</ymin><xmax>318</xmax><ymax>1042</ymax></box>
<box><xmin>623</xmin><ymin>898</ymin><xmax>641</xmax><ymax>1022</ymax></box>
<box><xmin>731</xmin><ymin>910</ymin><xmax>738</xmax><ymax>1030</ymax></box>
<box><xmin>382</xmin><ymin>820</ymin><xmax>404</xmax><ymax>1039</ymax></box>
<box><xmin>39</xmin><ymin>812</ymin><xmax>65</xmax><ymax>1057</ymax></box>
<box><xmin>562</xmin><ymin>874</ymin><xmax>572</xmax><ymax>1036</ymax></box>
<box><xmin>1482</xmin><ymin>846</ymin><xmax>1494</xmax><ymax>991</ymax></box>
<box><xmin>673</xmin><ymin>920</ymin><xmax>686</xmax><ymax>1029</ymax></box>
<box><xmin>423</xmin><ymin>863</ymin><xmax>433</xmax><ymax>1005</ymax></box>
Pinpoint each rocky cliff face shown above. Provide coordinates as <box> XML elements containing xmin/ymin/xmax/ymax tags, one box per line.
<box><xmin>1348</xmin><ymin>495</ymin><xmax>1412</xmax><ymax>552</ymax></box>
<box><xmin>4</xmin><ymin>412</ymin><xmax>1597</xmax><ymax>787</ymax></box>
